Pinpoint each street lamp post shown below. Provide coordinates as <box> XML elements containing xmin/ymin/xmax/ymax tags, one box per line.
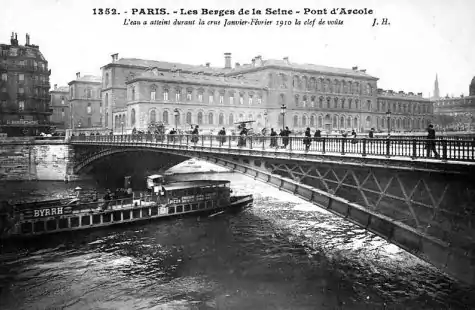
<box><xmin>280</xmin><ymin>104</ymin><xmax>287</xmax><ymax>131</ymax></box>
<box><xmin>173</xmin><ymin>108</ymin><xmax>179</xmax><ymax>130</ymax></box>
<box><xmin>264</xmin><ymin>110</ymin><xmax>268</xmax><ymax>131</ymax></box>
<box><xmin>386</xmin><ymin>110</ymin><xmax>391</xmax><ymax>136</ymax></box>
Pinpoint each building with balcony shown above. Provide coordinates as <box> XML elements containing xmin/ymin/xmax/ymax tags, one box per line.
<box><xmin>68</xmin><ymin>72</ymin><xmax>102</xmax><ymax>130</ymax></box>
<box><xmin>376</xmin><ymin>89</ymin><xmax>433</xmax><ymax>132</ymax></box>
<box><xmin>0</xmin><ymin>32</ymin><xmax>52</xmax><ymax>136</ymax></box>
<box><xmin>49</xmin><ymin>84</ymin><xmax>70</xmax><ymax>131</ymax></box>
<box><xmin>100</xmin><ymin>53</ymin><xmax>431</xmax><ymax>134</ymax></box>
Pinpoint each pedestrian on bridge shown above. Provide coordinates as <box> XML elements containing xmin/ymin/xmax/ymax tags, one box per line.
<box><xmin>270</xmin><ymin>128</ymin><xmax>278</xmax><ymax>148</ymax></box>
<box><xmin>191</xmin><ymin>125</ymin><xmax>199</xmax><ymax>144</ymax></box>
<box><xmin>313</xmin><ymin>129</ymin><xmax>321</xmax><ymax>141</ymax></box>
<box><xmin>303</xmin><ymin>127</ymin><xmax>312</xmax><ymax>151</ymax></box>
<box><xmin>426</xmin><ymin>124</ymin><xmax>439</xmax><ymax>158</ymax></box>
<box><xmin>218</xmin><ymin>127</ymin><xmax>226</xmax><ymax>146</ymax></box>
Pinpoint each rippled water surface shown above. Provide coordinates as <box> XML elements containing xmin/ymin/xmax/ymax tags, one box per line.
<box><xmin>0</xmin><ymin>173</ymin><xmax>474</xmax><ymax>309</ymax></box>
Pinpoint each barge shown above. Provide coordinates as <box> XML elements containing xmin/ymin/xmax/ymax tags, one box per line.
<box><xmin>0</xmin><ymin>175</ymin><xmax>253</xmax><ymax>239</ymax></box>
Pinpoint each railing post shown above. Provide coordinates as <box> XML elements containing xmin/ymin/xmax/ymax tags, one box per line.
<box><xmin>262</xmin><ymin>136</ymin><xmax>265</xmax><ymax>150</ymax></box>
<box><xmin>250</xmin><ymin>136</ymin><xmax>253</xmax><ymax>149</ymax></box>
<box><xmin>202</xmin><ymin>135</ymin><xmax>204</xmax><ymax>147</ymax></box>
<box><xmin>210</xmin><ymin>135</ymin><xmax>213</xmax><ymax>149</ymax></box>
<box><xmin>322</xmin><ymin>138</ymin><xmax>326</xmax><ymax>154</ymax></box>
<box><xmin>412</xmin><ymin>139</ymin><xmax>417</xmax><ymax>159</ymax></box>
<box><xmin>362</xmin><ymin>138</ymin><xmax>366</xmax><ymax>156</ymax></box>
<box><xmin>341</xmin><ymin>138</ymin><xmax>345</xmax><ymax>155</ymax></box>
<box><xmin>229</xmin><ymin>135</ymin><xmax>231</xmax><ymax>148</ymax></box>
<box><xmin>289</xmin><ymin>137</ymin><xmax>292</xmax><ymax>151</ymax></box>
<box><xmin>442</xmin><ymin>138</ymin><xmax>448</xmax><ymax>160</ymax></box>
<box><xmin>386</xmin><ymin>138</ymin><xmax>391</xmax><ymax>158</ymax></box>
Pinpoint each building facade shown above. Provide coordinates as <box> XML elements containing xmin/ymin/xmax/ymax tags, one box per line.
<box><xmin>49</xmin><ymin>84</ymin><xmax>70</xmax><ymax>130</ymax></box>
<box><xmin>99</xmin><ymin>53</ymin><xmax>432</xmax><ymax>134</ymax></box>
<box><xmin>68</xmin><ymin>73</ymin><xmax>102</xmax><ymax>130</ymax></box>
<box><xmin>225</xmin><ymin>55</ymin><xmax>379</xmax><ymax>132</ymax></box>
<box><xmin>376</xmin><ymin>89</ymin><xmax>433</xmax><ymax>132</ymax></box>
<box><xmin>0</xmin><ymin>32</ymin><xmax>52</xmax><ymax>136</ymax></box>
<box><xmin>123</xmin><ymin>67</ymin><xmax>266</xmax><ymax>132</ymax></box>
<box><xmin>433</xmin><ymin>76</ymin><xmax>475</xmax><ymax>130</ymax></box>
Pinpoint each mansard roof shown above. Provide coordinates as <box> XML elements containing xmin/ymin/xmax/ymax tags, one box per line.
<box><xmin>106</xmin><ymin>57</ymin><xmax>377</xmax><ymax>80</ymax></box>
<box><xmin>228</xmin><ymin>58</ymin><xmax>378</xmax><ymax>80</ymax></box>
<box><xmin>377</xmin><ymin>88</ymin><xmax>430</xmax><ymax>101</ymax></box>
<box><xmin>68</xmin><ymin>75</ymin><xmax>102</xmax><ymax>85</ymax></box>
<box><xmin>111</xmin><ymin>58</ymin><xmax>225</xmax><ymax>74</ymax></box>
<box><xmin>127</xmin><ymin>67</ymin><xmax>265</xmax><ymax>89</ymax></box>
<box><xmin>50</xmin><ymin>86</ymin><xmax>69</xmax><ymax>93</ymax></box>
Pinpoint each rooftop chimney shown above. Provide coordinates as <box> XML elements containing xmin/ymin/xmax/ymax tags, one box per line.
<box><xmin>283</xmin><ymin>56</ymin><xmax>289</xmax><ymax>64</ymax></box>
<box><xmin>360</xmin><ymin>69</ymin><xmax>366</xmax><ymax>73</ymax></box>
<box><xmin>205</xmin><ymin>62</ymin><xmax>210</xmax><ymax>67</ymax></box>
<box><xmin>10</xmin><ymin>32</ymin><xmax>18</xmax><ymax>46</ymax></box>
<box><xmin>224</xmin><ymin>53</ymin><xmax>232</xmax><ymax>69</ymax></box>
<box><xmin>235</xmin><ymin>62</ymin><xmax>240</xmax><ymax>68</ymax></box>
<box><xmin>398</xmin><ymin>91</ymin><xmax>404</xmax><ymax>94</ymax></box>
<box><xmin>111</xmin><ymin>53</ymin><xmax>119</xmax><ymax>63</ymax></box>
<box><xmin>255</xmin><ymin>55</ymin><xmax>263</xmax><ymax>66</ymax></box>
<box><xmin>352</xmin><ymin>66</ymin><xmax>358</xmax><ymax>70</ymax></box>
<box><xmin>417</xmin><ymin>92</ymin><xmax>423</xmax><ymax>97</ymax></box>
<box><xmin>25</xmin><ymin>33</ymin><xmax>30</xmax><ymax>45</ymax></box>
<box><xmin>76</xmin><ymin>72</ymin><xmax>80</xmax><ymax>79</ymax></box>
<box><xmin>251</xmin><ymin>58</ymin><xmax>255</xmax><ymax>66</ymax></box>
<box><xmin>54</xmin><ymin>84</ymin><xmax>57</xmax><ymax>90</ymax></box>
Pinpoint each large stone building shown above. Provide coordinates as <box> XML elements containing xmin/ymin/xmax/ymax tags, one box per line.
<box><xmin>123</xmin><ymin>67</ymin><xmax>266</xmax><ymax>132</ymax></box>
<box><xmin>49</xmin><ymin>84</ymin><xmax>70</xmax><ymax>130</ymax></box>
<box><xmin>0</xmin><ymin>32</ymin><xmax>52</xmax><ymax>136</ymax></box>
<box><xmin>433</xmin><ymin>76</ymin><xmax>475</xmax><ymax>130</ymax></box>
<box><xmin>99</xmin><ymin>53</ymin><xmax>432</xmax><ymax>133</ymax></box>
<box><xmin>376</xmin><ymin>89</ymin><xmax>433</xmax><ymax>132</ymax></box>
<box><xmin>68</xmin><ymin>72</ymin><xmax>102</xmax><ymax>130</ymax></box>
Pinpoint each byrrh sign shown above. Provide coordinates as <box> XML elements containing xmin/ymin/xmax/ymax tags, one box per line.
<box><xmin>33</xmin><ymin>207</ymin><xmax>64</xmax><ymax>218</ymax></box>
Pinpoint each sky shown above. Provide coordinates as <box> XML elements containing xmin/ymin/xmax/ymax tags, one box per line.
<box><xmin>1</xmin><ymin>0</ymin><xmax>474</xmax><ymax>98</ymax></box>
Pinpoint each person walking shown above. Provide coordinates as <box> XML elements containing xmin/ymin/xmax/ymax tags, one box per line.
<box><xmin>426</xmin><ymin>124</ymin><xmax>439</xmax><ymax>158</ymax></box>
<box><xmin>351</xmin><ymin>129</ymin><xmax>357</xmax><ymax>145</ymax></box>
<box><xmin>303</xmin><ymin>127</ymin><xmax>312</xmax><ymax>151</ymax></box>
<box><xmin>191</xmin><ymin>125</ymin><xmax>199</xmax><ymax>144</ymax></box>
<box><xmin>270</xmin><ymin>128</ymin><xmax>277</xmax><ymax>148</ymax></box>
<box><xmin>282</xmin><ymin>126</ymin><xmax>291</xmax><ymax>149</ymax></box>
<box><xmin>368</xmin><ymin>128</ymin><xmax>375</xmax><ymax>138</ymax></box>
<box><xmin>218</xmin><ymin>127</ymin><xmax>226</xmax><ymax>146</ymax></box>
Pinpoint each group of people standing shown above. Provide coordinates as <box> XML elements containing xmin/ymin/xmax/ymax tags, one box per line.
<box><xmin>176</xmin><ymin>123</ymin><xmax>441</xmax><ymax>159</ymax></box>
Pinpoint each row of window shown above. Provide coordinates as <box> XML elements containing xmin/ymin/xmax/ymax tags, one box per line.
<box><xmin>1</xmin><ymin>87</ymin><xmax>48</xmax><ymax>96</ymax></box>
<box><xmin>0</xmin><ymin>57</ymin><xmax>46</xmax><ymax>70</ymax></box>
<box><xmin>69</xmin><ymin>87</ymin><xmax>102</xmax><ymax>100</ymax></box>
<box><xmin>0</xmin><ymin>99</ymin><xmax>51</xmax><ymax>110</ymax></box>
<box><xmin>1</xmin><ymin>73</ymin><xmax>48</xmax><ymax>83</ymax></box>
<box><xmin>130</xmin><ymin>87</ymin><xmax>264</xmax><ymax>105</ymax></box>
<box><xmin>377</xmin><ymin>100</ymin><xmax>431</xmax><ymax>114</ymax></box>
<box><xmin>275</xmin><ymin>73</ymin><xmax>374</xmax><ymax>95</ymax></box>
<box><xmin>123</xmin><ymin>108</ymin><xmax>433</xmax><ymax>129</ymax></box>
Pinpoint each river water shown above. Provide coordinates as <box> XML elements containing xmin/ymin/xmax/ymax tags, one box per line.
<box><xmin>0</xmin><ymin>171</ymin><xmax>474</xmax><ymax>309</ymax></box>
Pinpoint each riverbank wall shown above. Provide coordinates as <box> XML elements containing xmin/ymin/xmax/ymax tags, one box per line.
<box><xmin>0</xmin><ymin>137</ymin><xmax>74</xmax><ymax>181</ymax></box>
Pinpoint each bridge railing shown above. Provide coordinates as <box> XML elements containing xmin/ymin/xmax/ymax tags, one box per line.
<box><xmin>70</xmin><ymin>134</ymin><xmax>475</xmax><ymax>162</ymax></box>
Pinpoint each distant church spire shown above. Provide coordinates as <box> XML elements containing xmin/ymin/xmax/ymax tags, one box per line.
<box><xmin>433</xmin><ymin>74</ymin><xmax>440</xmax><ymax>99</ymax></box>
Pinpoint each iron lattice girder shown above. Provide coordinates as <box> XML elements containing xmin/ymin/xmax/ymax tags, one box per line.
<box><xmin>265</xmin><ymin>158</ymin><xmax>475</xmax><ymax>253</ymax></box>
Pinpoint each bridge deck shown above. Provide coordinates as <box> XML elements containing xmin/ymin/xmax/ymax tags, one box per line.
<box><xmin>70</xmin><ymin>134</ymin><xmax>475</xmax><ymax>164</ymax></box>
